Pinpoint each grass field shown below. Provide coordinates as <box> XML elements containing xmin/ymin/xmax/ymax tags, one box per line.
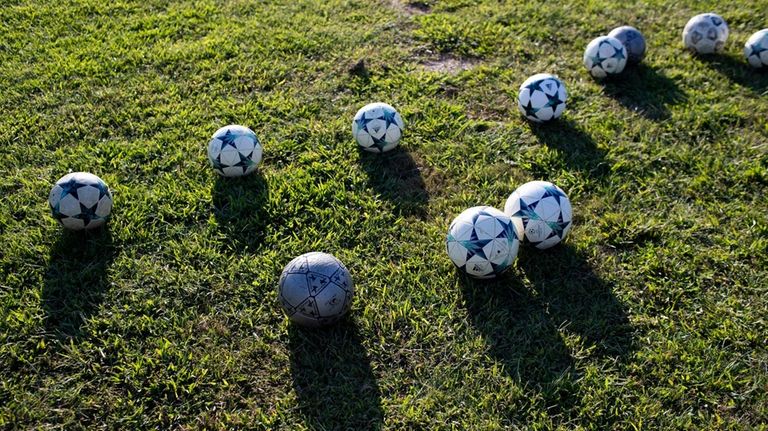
<box><xmin>1</xmin><ymin>0</ymin><xmax>767</xmax><ymax>429</ymax></box>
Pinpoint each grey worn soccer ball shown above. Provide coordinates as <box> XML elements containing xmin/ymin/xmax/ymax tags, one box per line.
<box><xmin>48</xmin><ymin>172</ymin><xmax>113</xmax><ymax>231</ymax></box>
<box><xmin>583</xmin><ymin>36</ymin><xmax>628</xmax><ymax>79</ymax></box>
<box><xmin>278</xmin><ymin>252</ymin><xmax>354</xmax><ymax>327</ymax></box>
<box><xmin>352</xmin><ymin>102</ymin><xmax>405</xmax><ymax>153</ymax></box>
<box><xmin>446</xmin><ymin>206</ymin><xmax>520</xmax><ymax>279</ymax></box>
<box><xmin>683</xmin><ymin>13</ymin><xmax>728</xmax><ymax>55</ymax></box>
<box><xmin>608</xmin><ymin>26</ymin><xmax>646</xmax><ymax>65</ymax></box>
<box><xmin>207</xmin><ymin>124</ymin><xmax>263</xmax><ymax>177</ymax></box>
<box><xmin>744</xmin><ymin>29</ymin><xmax>768</xmax><ymax>68</ymax></box>
<box><xmin>517</xmin><ymin>73</ymin><xmax>567</xmax><ymax>123</ymax></box>
<box><xmin>504</xmin><ymin>181</ymin><xmax>572</xmax><ymax>250</ymax></box>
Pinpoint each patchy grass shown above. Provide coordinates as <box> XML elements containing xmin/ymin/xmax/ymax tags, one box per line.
<box><xmin>1</xmin><ymin>0</ymin><xmax>767</xmax><ymax>429</ymax></box>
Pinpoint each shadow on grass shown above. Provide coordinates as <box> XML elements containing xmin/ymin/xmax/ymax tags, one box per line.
<box><xmin>43</xmin><ymin>226</ymin><xmax>116</xmax><ymax>338</ymax></box>
<box><xmin>518</xmin><ymin>245</ymin><xmax>634</xmax><ymax>359</ymax></box>
<box><xmin>695</xmin><ymin>54</ymin><xmax>768</xmax><ymax>95</ymax></box>
<box><xmin>288</xmin><ymin>322</ymin><xmax>383</xmax><ymax>430</ymax></box>
<box><xmin>359</xmin><ymin>147</ymin><xmax>429</xmax><ymax>219</ymax></box>
<box><xmin>528</xmin><ymin>119</ymin><xmax>609</xmax><ymax>179</ymax></box>
<box><xmin>601</xmin><ymin>64</ymin><xmax>687</xmax><ymax>120</ymax></box>
<box><xmin>212</xmin><ymin>172</ymin><xmax>269</xmax><ymax>252</ymax></box>
<box><xmin>459</xmin><ymin>244</ymin><xmax>632</xmax><ymax>411</ymax></box>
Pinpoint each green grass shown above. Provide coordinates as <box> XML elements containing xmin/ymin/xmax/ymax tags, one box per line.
<box><xmin>1</xmin><ymin>0</ymin><xmax>767</xmax><ymax>429</ymax></box>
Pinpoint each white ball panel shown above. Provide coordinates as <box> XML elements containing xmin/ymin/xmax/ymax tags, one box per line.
<box><xmin>447</xmin><ymin>241</ymin><xmax>468</xmax><ymax>267</ymax></box>
<box><xmin>76</xmin><ymin>185</ymin><xmax>101</xmax><ymax>208</ymax></box>
<box><xmin>366</xmin><ymin>119</ymin><xmax>388</xmax><ymax>139</ymax></box>
<box><xmin>525</xmin><ymin>220</ymin><xmax>553</xmax><ymax>243</ymax></box>
<box><xmin>96</xmin><ymin>195</ymin><xmax>113</xmax><ymax>217</ymax></box>
<box><xmin>314</xmin><ymin>284</ymin><xmax>348</xmax><ymax>318</ymax></box>
<box><xmin>534</xmin><ymin>196</ymin><xmax>561</xmax><ymax>221</ymax></box>
<box><xmin>385</xmin><ymin>124</ymin><xmax>402</xmax><ymax>143</ymax></box>
<box><xmin>58</xmin><ymin>195</ymin><xmax>81</xmax><ymax>217</ymax></box>
<box><xmin>219</xmin><ymin>148</ymin><xmax>240</xmax><ymax>166</ymax></box>
<box><xmin>222</xmin><ymin>166</ymin><xmax>243</xmax><ymax>177</ymax></box>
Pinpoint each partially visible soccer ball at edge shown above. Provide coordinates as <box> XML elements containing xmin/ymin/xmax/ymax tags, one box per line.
<box><xmin>504</xmin><ymin>181</ymin><xmax>572</xmax><ymax>250</ymax></box>
<box><xmin>446</xmin><ymin>206</ymin><xmax>520</xmax><ymax>279</ymax></box>
<box><xmin>278</xmin><ymin>252</ymin><xmax>354</xmax><ymax>327</ymax></box>
<box><xmin>682</xmin><ymin>13</ymin><xmax>729</xmax><ymax>55</ymax></box>
<box><xmin>608</xmin><ymin>26</ymin><xmax>646</xmax><ymax>65</ymax></box>
<box><xmin>352</xmin><ymin>102</ymin><xmax>405</xmax><ymax>153</ymax></box>
<box><xmin>207</xmin><ymin>124</ymin><xmax>263</xmax><ymax>177</ymax></box>
<box><xmin>744</xmin><ymin>29</ymin><xmax>768</xmax><ymax>68</ymax></box>
<box><xmin>49</xmin><ymin>172</ymin><xmax>113</xmax><ymax>231</ymax></box>
<box><xmin>518</xmin><ymin>73</ymin><xmax>567</xmax><ymax>123</ymax></box>
<box><xmin>583</xmin><ymin>36</ymin><xmax>628</xmax><ymax>79</ymax></box>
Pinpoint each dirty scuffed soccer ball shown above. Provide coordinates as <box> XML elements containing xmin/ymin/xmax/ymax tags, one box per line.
<box><xmin>278</xmin><ymin>252</ymin><xmax>354</xmax><ymax>327</ymax></box>
<box><xmin>683</xmin><ymin>13</ymin><xmax>729</xmax><ymax>55</ymax></box>
<box><xmin>608</xmin><ymin>25</ymin><xmax>646</xmax><ymax>65</ymax></box>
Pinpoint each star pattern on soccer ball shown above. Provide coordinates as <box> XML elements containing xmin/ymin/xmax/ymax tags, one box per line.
<box><xmin>522</xmin><ymin>98</ymin><xmax>538</xmax><ymax>118</ymax></box>
<box><xmin>218</xmin><ymin>129</ymin><xmax>239</xmax><ymax>150</ymax></box>
<box><xmin>57</xmin><ymin>178</ymin><xmax>87</xmax><ymax>201</ymax></box>
<box><xmin>75</xmin><ymin>201</ymin><xmax>101</xmax><ymax>227</ymax></box>
<box><xmin>545</xmin><ymin>90</ymin><xmax>564</xmax><ymax>109</ymax></box>
<box><xmin>381</xmin><ymin>108</ymin><xmax>400</xmax><ymax>129</ymax></box>
<box><xmin>747</xmin><ymin>41</ymin><xmax>768</xmax><ymax>58</ymax></box>
<box><xmin>524</xmin><ymin>80</ymin><xmax>544</xmax><ymax>93</ymax></box>
<box><xmin>510</xmin><ymin>199</ymin><xmax>542</xmax><ymax>221</ymax></box>
<box><xmin>612</xmin><ymin>45</ymin><xmax>626</xmax><ymax>61</ymax></box>
<box><xmin>233</xmin><ymin>150</ymin><xmax>255</xmax><ymax>174</ymax></box>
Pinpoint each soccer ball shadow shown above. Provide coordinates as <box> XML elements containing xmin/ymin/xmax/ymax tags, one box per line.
<box><xmin>358</xmin><ymin>147</ymin><xmax>429</xmax><ymax>219</ymax></box>
<box><xmin>458</xmin><ymin>270</ymin><xmax>577</xmax><ymax>395</ymax></box>
<box><xmin>42</xmin><ymin>226</ymin><xmax>116</xmax><ymax>338</ymax></box>
<box><xmin>211</xmin><ymin>171</ymin><xmax>270</xmax><ymax>252</ymax></box>
<box><xmin>287</xmin><ymin>321</ymin><xmax>384</xmax><ymax>430</ymax></box>
<box><xmin>693</xmin><ymin>53</ymin><xmax>768</xmax><ymax>95</ymax></box>
<box><xmin>600</xmin><ymin>63</ymin><xmax>687</xmax><ymax>121</ymax></box>
<box><xmin>516</xmin><ymin>244</ymin><xmax>634</xmax><ymax>359</ymax></box>
<box><xmin>526</xmin><ymin>119</ymin><xmax>608</xmax><ymax>179</ymax></box>
<box><xmin>457</xmin><ymin>244</ymin><xmax>634</xmax><ymax>412</ymax></box>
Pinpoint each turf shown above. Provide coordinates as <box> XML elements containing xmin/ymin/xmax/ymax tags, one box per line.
<box><xmin>1</xmin><ymin>0</ymin><xmax>767</xmax><ymax>429</ymax></box>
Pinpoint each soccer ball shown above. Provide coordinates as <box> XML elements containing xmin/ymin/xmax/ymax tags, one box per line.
<box><xmin>682</xmin><ymin>13</ymin><xmax>728</xmax><ymax>55</ymax></box>
<box><xmin>48</xmin><ymin>172</ymin><xmax>113</xmax><ymax>231</ymax></box>
<box><xmin>608</xmin><ymin>26</ymin><xmax>646</xmax><ymax>65</ymax></box>
<box><xmin>504</xmin><ymin>181</ymin><xmax>572</xmax><ymax>250</ymax></box>
<box><xmin>446</xmin><ymin>206</ymin><xmax>520</xmax><ymax>279</ymax></box>
<box><xmin>207</xmin><ymin>125</ymin><xmax>263</xmax><ymax>177</ymax></box>
<box><xmin>744</xmin><ymin>29</ymin><xmax>768</xmax><ymax>68</ymax></box>
<box><xmin>278</xmin><ymin>252</ymin><xmax>354</xmax><ymax>327</ymax></box>
<box><xmin>517</xmin><ymin>73</ymin><xmax>567</xmax><ymax>123</ymax></box>
<box><xmin>352</xmin><ymin>102</ymin><xmax>404</xmax><ymax>153</ymax></box>
<box><xmin>583</xmin><ymin>36</ymin><xmax>628</xmax><ymax>79</ymax></box>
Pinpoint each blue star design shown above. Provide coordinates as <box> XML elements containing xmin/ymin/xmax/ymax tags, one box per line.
<box><xmin>747</xmin><ymin>41</ymin><xmax>767</xmax><ymax>58</ymax></box>
<box><xmin>524</xmin><ymin>80</ymin><xmax>544</xmax><ymax>93</ymax></box>
<box><xmin>381</xmin><ymin>108</ymin><xmax>401</xmax><ymax>129</ymax></box>
<box><xmin>522</xmin><ymin>98</ymin><xmax>538</xmax><ymax>118</ymax></box>
<box><xmin>57</xmin><ymin>178</ymin><xmax>87</xmax><ymax>201</ymax></box>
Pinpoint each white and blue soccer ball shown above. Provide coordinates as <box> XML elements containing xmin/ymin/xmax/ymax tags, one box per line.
<box><xmin>446</xmin><ymin>206</ymin><xmax>520</xmax><ymax>279</ymax></box>
<box><xmin>608</xmin><ymin>26</ymin><xmax>646</xmax><ymax>65</ymax></box>
<box><xmin>504</xmin><ymin>181</ymin><xmax>572</xmax><ymax>250</ymax></box>
<box><xmin>278</xmin><ymin>252</ymin><xmax>354</xmax><ymax>327</ymax></box>
<box><xmin>352</xmin><ymin>102</ymin><xmax>405</xmax><ymax>153</ymax></box>
<box><xmin>683</xmin><ymin>13</ymin><xmax>729</xmax><ymax>55</ymax></box>
<box><xmin>48</xmin><ymin>172</ymin><xmax>113</xmax><ymax>231</ymax></box>
<box><xmin>583</xmin><ymin>36</ymin><xmax>628</xmax><ymax>79</ymax></box>
<box><xmin>744</xmin><ymin>29</ymin><xmax>768</xmax><ymax>68</ymax></box>
<box><xmin>207</xmin><ymin>125</ymin><xmax>263</xmax><ymax>177</ymax></box>
<box><xmin>518</xmin><ymin>73</ymin><xmax>567</xmax><ymax>123</ymax></box>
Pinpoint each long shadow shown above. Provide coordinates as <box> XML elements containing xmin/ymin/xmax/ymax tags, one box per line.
<box><xmin>528</xmin><ymin>119</ymin><xmax>609</xmax><ymax>179</ymax></box>
<box><xmin>288</xmin><ymin>323</ymin><xmax>384</xmax><ymax>430</ymax></box>
<box><xmin>459</xmin><ymin>274</ymin><xmax>578</xmax><ymax>410</ymax></box>
<box><xmin>212</xmin><ymin>172</ymin><xmax>269</xmax><ymax>252</ymax></box>
<box><xmin>517</xmin><ymin>245</ymin><xmax>634</xmax><ymax>359</ymax></box>
<box><xmin>359</xmin><ymin>147</ymin><xmax>429</xmax><ymax>219</ymax></box>
<box><xmin>459</xmin><ymin>245</ymin><xmax>633</xmax><ymax>418</ymax></box>
<box><xmin>43</xmin><ymin>227</ymin><xmax>116</xmax><ymax>338</ymax></box>
<box><xmin>601</xmin><ymin>64</ymin><xmax>687</xmax><ymax>120</ymax></box>
<box><xmin>695</xmin><ymin>54</ymin><xmax>768</xmax><ymax>95</ymax></box>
